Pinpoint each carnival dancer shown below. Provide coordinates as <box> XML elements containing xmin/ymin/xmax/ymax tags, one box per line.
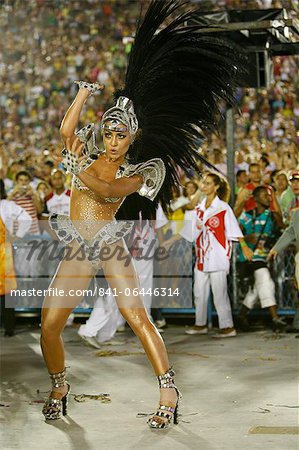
<box><xmin>40</xmin><ymin>0</ymin><xmax>246</xmax><ymax>428</ymax></box>
<box><xmin>165</xmin><ymin>172</ymin><xmax>253</xmax><ymax>337</ymax></box>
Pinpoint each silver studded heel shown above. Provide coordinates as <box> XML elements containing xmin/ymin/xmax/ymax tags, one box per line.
<box><xmin>74</xmin><ymin>80</ymin><xmax>104</xmax><ymax>95</ymax></box>
<box><xmin>42</xmin><ymin>369</ymin><xmax>70</xmax><ymax>420</ymax></box>
<box><xmin>147</xmin><ymin>368</ymin><xmax>182</xmax><ymax>429</ymax></box>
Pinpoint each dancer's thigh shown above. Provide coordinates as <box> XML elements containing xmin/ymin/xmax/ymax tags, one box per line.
<box><xmin>42</xmin><ymin>241</ymin><xmax>96</xmax><ymax>320</ymax></box>
<box><xmin>101</xmin><ymin>239</ymin><xmax>145</xmax><ymax>311</ymax></box>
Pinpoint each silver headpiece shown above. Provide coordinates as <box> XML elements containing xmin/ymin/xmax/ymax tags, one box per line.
<box><xmin>101</xmin><ymin>96</ymin><xmax>139</xmax><ymax>139</ymax></box>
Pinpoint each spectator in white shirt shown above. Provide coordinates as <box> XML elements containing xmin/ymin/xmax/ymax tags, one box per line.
<box><xmin>0</xmin><ymin>179</ymin><xmax>32</xmax><ymax>336</ymax></box>
<box><xmin>164</xmin><ymin>172</ymin><xmax>253</xmax><ymax>338</ymax></box>
<box><xmin>7</xmin><ymin>170</ymin><xmax>43</xmax><ymax>235</ymax></box>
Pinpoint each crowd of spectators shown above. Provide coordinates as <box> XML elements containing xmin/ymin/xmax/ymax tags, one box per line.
<box><xmin>0</xmin><ymin>0</ymin><xmax>298</xmax><ymax>334</ymax></box>
<box><xmin>0</xmin><ymin>0</ymin><xmax>298</xmax><ymax>171</ymax></box>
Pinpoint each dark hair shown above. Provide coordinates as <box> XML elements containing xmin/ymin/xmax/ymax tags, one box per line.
<box><xmin>37</xmin><ymin>181</ymin><xmax>50</xmax><ymax>190</ymax></box>
<box><xmin>249</xmin><ymin>163</ymin><xmax>260</xmax><ymax>171</ymax></box>
<box><xmin>15</xmin><ymin>170</ymin><xmax>32</xmax><ymax>181</ymax></box>
<box><xmin>252</xmin><ymin>185</ymin><xmax>268</xmax><ymax>200</ymax></box>
<box><xmin>10</xmin><ymin>159</ymin><xmax>24</xmax><ymax>168</ymax></box>
<box><xmin>271</xmin><ymin>169</ymin><xmax>279</xmax><ymax>179</ymax></box>
<box><xmin>0</xmin><ymin>179</ymin><xmax>7</xmax><ymax>199</ymax></box>
<box><xmin>206</xmin><ymin>172</ymin><xmax>230</xmax><ymax>203</ymax></box>
<box><xmin>236</xmin><ymin>169</ymin><xmax>246</xmax><ymax>179</ymax></box>
<box><xmin>260</xmin><ymin>155</ymin><xmax>269</xmax><ymax>166</ymax></box>
<box><xmin>45</xmin><ymin>160</ymin><xmax>54</xmax><ymax>168</ymax></box>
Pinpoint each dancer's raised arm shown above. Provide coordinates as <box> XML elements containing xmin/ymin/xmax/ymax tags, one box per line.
<box><xmin>60</xmin><ymin>82</ymin><xmax>103</xmax><ymax>143</ymax></box>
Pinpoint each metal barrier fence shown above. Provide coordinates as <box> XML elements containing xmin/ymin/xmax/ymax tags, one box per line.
<box><xmin>11</xmin><ymin>238</ymin><xmax>297</xmax><ymax>314</ymax></box>
<box><xmin>229</xmin><ymin>243</ymin><xmax>297</xmax><ymax>312</ymax></box>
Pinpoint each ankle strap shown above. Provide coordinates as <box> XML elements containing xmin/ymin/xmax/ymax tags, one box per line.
<box><xmin>49</xmin><ymin>369</ymin><xmax>67</xmax><ymax>388</ymax></box>
<box><xmin>157</xmin><ymin>368</ymin><xmax>176</xmax><ymax>389</ymax></box>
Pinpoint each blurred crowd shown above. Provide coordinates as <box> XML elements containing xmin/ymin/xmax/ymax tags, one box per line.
<box><xmin>0</xmin><ymin>0</ymin><xmax>298</xmax><ymax>173</ymax></box>
<box><xmin>0</xmin><ymin>0</ymin><xmax>298</xmax><ymax>336</ymax></box>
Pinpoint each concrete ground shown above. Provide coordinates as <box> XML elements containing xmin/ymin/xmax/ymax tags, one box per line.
<box><xmin>1</xmin><ymin>324</ymin><xmax>298</xmax><ymax>450</ymax></box>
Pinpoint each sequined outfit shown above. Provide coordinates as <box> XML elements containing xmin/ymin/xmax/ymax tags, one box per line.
<box><xmin>50</xmin><ymin>123</ymin><xmax>165</xmax><ymax>267</ymax></box>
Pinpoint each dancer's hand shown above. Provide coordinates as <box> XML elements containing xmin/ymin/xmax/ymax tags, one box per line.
<box><xmin>61</xmin><ymin>136</ymin><xmax>87</xmax><ymax>175</ymax></box>
<box><xmin>74</xmin><ymin>81</ymin><xmax>105</xmax><ymax>97</ymax></box>
<box><xmin>64</xmin><ymin>136</ymin><xmax>86</xmax><ymax>162</ymax></box>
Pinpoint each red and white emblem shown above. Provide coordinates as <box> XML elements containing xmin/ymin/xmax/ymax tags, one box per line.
<box><xmin>207</xmin><ymin>216</ymin><xmax>220</xmax><ymax>228</ymax></box>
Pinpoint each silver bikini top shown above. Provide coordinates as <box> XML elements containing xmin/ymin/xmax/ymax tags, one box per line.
<box><xmin>72</xmin><ymin>123</ymin><xmax>166</xmax><ymax>202</ymax></box>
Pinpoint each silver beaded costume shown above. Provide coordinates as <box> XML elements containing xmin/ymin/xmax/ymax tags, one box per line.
<box><xmin>49</xmin><ymin>213</ymin><xmax>134</xmax><ymax>268</ymax></box>
<box><xmin>61</xmin><ymin>121</ymin><xmax>165</xmax><ymax>201</ymax></box>
<box><xmin>51</xmin><ymin>123</ymin><xmax>165</xmax><ymax>266</ymax></box>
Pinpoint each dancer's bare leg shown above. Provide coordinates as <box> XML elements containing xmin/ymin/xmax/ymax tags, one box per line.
<box><xmin>41</xmin><ymin>242</ymin><xmax>96</xmax><ymax>399</ymax></box>
<box><xmin>101</xmin><ymin>240</ymin><xmax>178</xmax><ymax>419</ymax></box>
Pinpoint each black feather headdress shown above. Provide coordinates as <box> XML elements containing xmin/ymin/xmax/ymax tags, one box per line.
<box><xmin>115</xmin><ymin>0</ymin><xmax>246</xmax><ymax>220</ymax></box>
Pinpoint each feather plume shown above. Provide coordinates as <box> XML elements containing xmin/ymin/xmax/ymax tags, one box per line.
<box><xmin>115</xmin><ymin>0</ymin><xmax>246</xmax><ymax>219</ymax></box>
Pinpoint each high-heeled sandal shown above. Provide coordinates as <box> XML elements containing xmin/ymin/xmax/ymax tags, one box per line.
<box><xmin>42</xmin><ymin>368</ymin><xmax>71</xmax><ymax>420</ymax></box>
<box><xmin>147</xmin><ymin>368</ymin><xmax>182</xmax><ymax>429</ymax></box>
<box><xmin>74</xmin><ymin>80</ymin><xmax>104</xmax><ymax>95</ymax></box>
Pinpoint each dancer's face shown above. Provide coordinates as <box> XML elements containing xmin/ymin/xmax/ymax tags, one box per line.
<box><xmin>102</xmin><ymin>122</ymin><xmax>131</xmax><ymax>161</ymax></box>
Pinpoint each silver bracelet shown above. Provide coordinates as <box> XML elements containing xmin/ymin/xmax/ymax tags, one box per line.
<box><xmin>74</xmin><ymin>80</ymin><xmax>103</xmax><ymax>95</ymax></box>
